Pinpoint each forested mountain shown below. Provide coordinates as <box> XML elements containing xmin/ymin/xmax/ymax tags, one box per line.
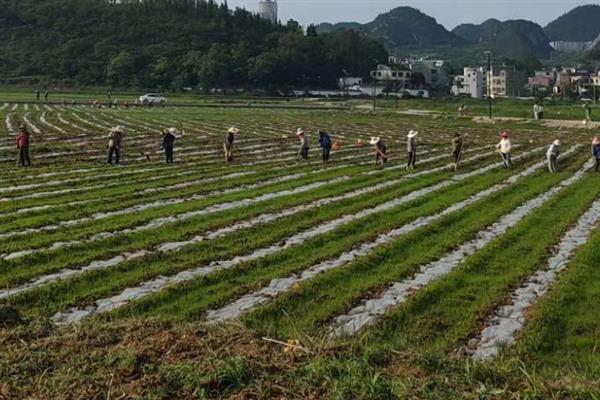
<box><xmin>453</xmin><ymin>19</ymin><xmax>553</xmax><ymax>58</ymax></box>
<box><xmin>315</xmin><ymin>4</ymin><xmax>600</xmax><ymax>69</ymax></box>
<box><xmin>362</xmin><ymin>7</ymin><xmax>464</xmax><ymax>48</ymax></box>
<box><xmin>544</xmin><ymin>5</ymin><xmax>600</xmax><ymax>42</ymax></box>
<box><xmin>316</xmin><ymin>7</ymin><xmax>464</xmax><ymax>48</ymax></box>
<box><xmin>0</xmin><ymin>0</ymin><xmax>387</xmax><ymax>90</ymax></box>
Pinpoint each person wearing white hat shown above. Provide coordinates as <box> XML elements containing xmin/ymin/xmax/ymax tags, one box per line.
<box><xmin>161</xmin><ymin>127</ymin><xmax>180</xmax><ymax>164</ymax></box>
<box><xmin>496</xmin><ymin>130</ymin><xmax>512</xmax><ymax>169</ymax></box>
<box><xmin>407</xmin><ymin>130</ymin><xmax>418</xmax><ymax>170</ymax></box>
<box><xmin>297</xmin><ymin>128</ymin><xmax>309</xmax><ymax>161</ymax></box>
<box><xmin>224</xmin><ymin>127</ymin><xmax>239</xmax><ymax>163</ymax></box>
<box><xmin>546</xmin><ymin>139</ymin><xmax>561</xmax><ymax>173</ymax></box>
<box><xmin>370</xmin><ymin>136</ymin><xmax>387</xmax><ymax>166</ymax></box>
<box><xmin>107</xmin><ymin>126</ymin><xmax>123</xmax><ymax>165</ymax></box>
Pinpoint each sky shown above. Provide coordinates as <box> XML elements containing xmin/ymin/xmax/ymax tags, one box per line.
<box><xmin>224</xmin><ymin>0</ymin><xmax>596</xmax><ymax>29</ymax></box>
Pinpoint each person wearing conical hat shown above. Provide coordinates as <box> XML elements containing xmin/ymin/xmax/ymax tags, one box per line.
<box><xmin>107</xmin><ymin>126</ymin><xmax>124</xmax><ymax>165</ymax></box>
<box><xmin>406</xmin><ymin>130</ymin><xmax>418</xmax><ymax>170</ymax></box>
<box><xmin>296</xmin><ymin>128</ymin><xmax>309</xmax><ymax>161</ymax></box>
<box><xmin>370</xmin><ymin>136</ymin><xmax>387</xmax><ymax>166</ymax></box>
<box><xmin>16</xmin><ymin>124</ymin><xmax>32</xmax><ymax>167</ymax></box>
<box><xmin>162</xmin><ymin>127</ymin><xmax>180</xmax><ymax>164</ymax></box>
<box><xmin>496</xmin><ymin>130</ymin><xmax>512</xmax><ymax>169</ymax></box>
<box><xmin>224</xmin><ymin>127</ymin><xmax>239</xmax><ymax>164</ymax></box>
<box><xmin>546</xmin><ymin>139</ymin><xmax>561</xmax><ymax>173</ymax></box>
<box><xmin>592</xmin><ymin>136</ymin><xmax>600</xmax><ymax>172</ymax></box>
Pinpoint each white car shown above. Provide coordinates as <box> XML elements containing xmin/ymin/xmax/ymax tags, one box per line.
<box><xmin>138</xmin><ymin>93</ymin><xmax>167</xmax><ymax>105</ymax></box>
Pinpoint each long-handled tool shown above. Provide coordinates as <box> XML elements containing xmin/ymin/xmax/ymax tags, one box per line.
<box><xmin>454</xmin><ymin>140</ymin><xmax>464</xmax><ymax>171</ymax></box>
<box><xmin>497</xmin><ymin>149</ymin><xmax>509</xmax><ymax>168</ymax></box>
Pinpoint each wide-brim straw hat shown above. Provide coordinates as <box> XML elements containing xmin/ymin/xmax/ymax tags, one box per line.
<box><xmin>111</xmin><ymin>126</ymin><xmax>123</xmax><ymax>133</ymax></box>
<box><xmin>553</xmin><ymin>139</ymin><xmax>561</xmax><ymax>146</ymax></box>
<box><xmin>228</xmin><ymin>127</ymin><xmax>239</xmax><ymax>134</ymax></box>
<box><xmin>407</xmin><ymin>130</ymin><xmax>419</xmax><ymax>138</ymax></box>
<box><xmin>18</xmin><ymin>124</ymin><xmax>26</xmax><ymax>130</ymax></box>
<box><xmin>296</xmin><ymin>128</ymin><xmax>305</xmax><ymax>136</ymax></box>
<box><xmin>369</xmin><ymin>137</ymin><xmax>381</xmax><ymax>145</ymax></box>
<box><xmin>167</xmin><ymin>127</ymin><xmax>180</xmax><ymax>135</ymax></box>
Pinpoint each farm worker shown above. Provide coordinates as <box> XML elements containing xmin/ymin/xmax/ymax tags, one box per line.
<box><xmin>538</xmin><ymin>104</ymin><xmax>545</xmax><ymax>120</ymax></box>
<box><xmin>107</xmin><ymin>126</ymin><xmax>123</xmax><ymax>165</ymax></box>
<box><xmin>546</xmin><ymin>139</ymin><xmax>561</xmax><ymax>173</ymax></box>
<box><xmin>161</xmin><ymin>127</ymin><xmax>179</xmax><ymax>164</ymax></box>
<box><xmin>16</xmin><ymin>125</ymin><xmax>32</xmax><ymax>167</ymax></box>
<box><xmin>407</xmin><ymin>130</ymin><xmax>418</xmax><ymax>170</ymax></box>
<box><xmin>452</xmin><ymin>133</ymin><xmax>463</xmax><ymax>171</ymax></box>
<box><xmin>584</xmin><ymin>103</ymin><xmax>593</xmax><ymax>122</ymax></box>
<box><xmin>370</xmin><ymin>136</ymin><xmax>387</xmax><ymax>166</ymax></box>
<box><xmin>533</xmin><ymin>103</ymin><xmax>541</xmax><ymax>120</ymax></box>
<box><xmin>318</xmin><ymin>130</ymin><xmax>332</xmax><ymax>165</ymax></box>
<box><xmin>496</xmin><ymin>130</ymin><xmax>512</xmax><ymax>169</ymax></box>
<box><xmin>44</xmin><ymin>90</ymin><xmax>49</xmax><ymax>103</ymax></box>
<box><xmin>35</xmin><ymin>89</ymin><xmax>40</xmax><ymax>101</ymax></box>
<box><xmin>592</xmin><ymin>136</ymin><xmax>600</xmax><ymax>172</ymax></box>
<box><xmin>458</xmin><ymin>104</ymin><xmax>467</xmax><ymax>117</ymax></box>
<box><xmin>224</xmin><ymin>127</ymin><xmax>238</xmax><ymax>163</ymax></box>
<box><xmin>296</xmin><ymin>128</ymin><xmax>309</xmax><ymax>161</ymax></box>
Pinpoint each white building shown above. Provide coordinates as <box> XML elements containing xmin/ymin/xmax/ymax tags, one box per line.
<box><xmin>337</xmin><ymin>77</ymin><xmax>363</xmax><ymax>90</ymax></box>
<box><xmin>258</xmin><ymin>0</ymin><xmax>278</xmax><ymax>23</ymax></box>
<box><xmin>452</xmin><ymin>67</ymin><xmax>485</xmax><ymax>98</ymax></box>
<box><xmin>390</xmin><ymin>58</ymin><xmax>449</xmax><ymax>88</ymax></box>
<box><xmin>370</xmin><ymin>65</ymin><xmax>412</xmax><ymax>89</ymax></box>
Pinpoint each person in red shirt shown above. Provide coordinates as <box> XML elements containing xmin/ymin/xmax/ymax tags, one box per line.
<box><xmin>16</xmin><ymin>125</ymin><xmax>31</xmax><ymax>167</ymax></box>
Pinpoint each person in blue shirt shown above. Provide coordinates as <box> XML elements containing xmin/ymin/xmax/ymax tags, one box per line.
<box><xmin>318</xmin><ymin>130</ymin><xmax>332</xmax><ymax>166</ymax></box>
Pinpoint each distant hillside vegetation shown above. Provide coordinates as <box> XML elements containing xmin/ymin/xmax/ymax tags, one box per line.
<box><xmin>0</xmin><ymin>0</ymin><xmax>387</xmax><ymax>89</ymax></box>
<box><xmin>362</xmin><ymin>7</ymin><xmax>465</xmax><ymax>48</ymax></box>
<box><xmin>316</xmin><ymin>7</ymin><xmax>464</xmax><ymax>48</ymax></box>
<box><xmin>544</xmin><ymin>4</ymin><xmax>600</xmax><ymax>41</ymax></box>
<box><xmin>453</xmin><ymin>19</ymin><xmax>553</xmax><ymax>59</ymax></box>
<box><xmin>315</xmin><ymin>22</ymin><xmax>362</xmax><ymax>34</ymax></box>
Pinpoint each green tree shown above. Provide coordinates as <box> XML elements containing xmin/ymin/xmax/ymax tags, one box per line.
<box><xmin>106</xmin><ymin>51</ymin><xmax>135</xmax><ymax>88</ymax></box>
<box><xmin>197</xmin><ymin>44</ymin><xmax>232</xmax><ymax>93</ymax></box>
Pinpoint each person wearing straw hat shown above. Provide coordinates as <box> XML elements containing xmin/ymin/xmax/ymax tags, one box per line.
<box><xmin>407</xmin><ymin>130</ymin><xmax>418</xmax><ymax>170</ymax></box>
<box><xmin>161</xmin><ymin>127</ymin><xmax>180</xmax><ymax>164</ymax></box>
<box><xmin>546</xmin><ymin>139</ymin><xmax>561</xmax><ymax>173</ymax></box>
<box><xmin>16</xmin><ymin>125</ymin><xmax>32</xmax><ymax>167</ymax></box>
<box><xmin>318</xmin><ymin>130</ymin><xmax>332</xmax><ymax>166</ymax></box>
<box><xmin>224</xmin><ymin>127</ymin><xmax>239</xmax><ymax>163</ymax></box>
<box><xmin>370</xmin><ymin>136</ymin><xmax>387</xmax><ymax>166</ymax></box>
<box><xmin>592</xmin><ymin>136</ymin><xmax>600</xmax><ymax>172</ymax></box>
<box><xmin>496</xmin><ymin>130</ymin><xmax>512</xmax><ymax>169</ymax></box>
<box><xmin>297</xmin><ymin>128</ymin><xmax>309</xmax><ymax>161</ymax></box>
<box><xmin>452</xmin><ymin>133</ymin><xmax>463</xmax><ymax>172</ymax></box>
<box><xmin>107</xmin><ymin>126</ymin><xmax>123</xmax><ymax>165</ymax></box>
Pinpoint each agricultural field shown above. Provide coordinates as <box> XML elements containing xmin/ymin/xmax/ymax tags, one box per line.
<box><xmin>0</xmin><ymin>101</ymin><xmax>599</xmax><ymax>399</ymax></box>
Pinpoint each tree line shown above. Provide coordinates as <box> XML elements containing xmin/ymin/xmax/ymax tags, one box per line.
<box><xmin>0</xmin><ymin>0</ymin><xmax>388</xmax><ymax>92</ymax></box>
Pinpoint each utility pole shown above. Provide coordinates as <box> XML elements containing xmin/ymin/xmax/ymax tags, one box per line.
<box><xmin>342</xmin><ymin>69</ymin><xmax>350</xmax><ymax>108</ymax></box>
<box><xmin>485</xmin><ymin>51</ymin><xmax>492</xmax><ymax>119</ymax></box>
<box><xmin>372</xmin><ymin>59</ymin><xmax>378</xmax><ymax>110</ymax></box>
